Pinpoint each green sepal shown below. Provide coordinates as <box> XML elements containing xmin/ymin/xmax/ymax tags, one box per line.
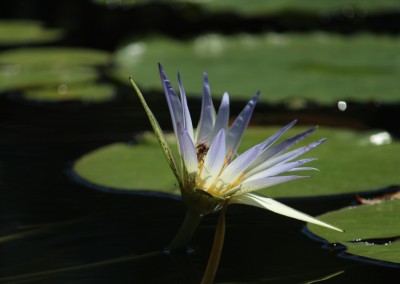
<box><xmin>129</xmin><ymin>76</ymin><xmax>182</xmax><ymax>186</ymax></box>
<box><xmin>181</xmin><ymin>187</ymin><xmax>226</xmax><ymax>216</ymax></box>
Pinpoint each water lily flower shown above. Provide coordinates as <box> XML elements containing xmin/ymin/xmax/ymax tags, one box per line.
<box><xmin>129</xmin><ymin>64</ymin><xmax>342</xmax><ymax>252</ymax></box>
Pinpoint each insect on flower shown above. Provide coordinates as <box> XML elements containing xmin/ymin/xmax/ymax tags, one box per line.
<box><xmin>129</xmin><ymin>64</ymin><xmax>342</xmax><ymax>251</ymax></box>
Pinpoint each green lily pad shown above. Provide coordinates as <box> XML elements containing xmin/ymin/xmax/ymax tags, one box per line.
<box><xmin>0</xmin><ymin>20</ymin><xmax>63</xmax><ymax>45</ymax></box>
<box><xmin>0</xmin><ymin>48</ymin><xmax>112</xmax><ymax>102</ymax></box>
<box><xmin>21</xmin><ymin>83</ymin><xmax>116</xmax><ymax>103</ymax></box>
<box><xmin>73</xmin><ymin>139</ymin><xmax>181</xmax><ymax>196</ymax></box>
<box><xmin>307</xmin><ymin>199</ymin><xmax>400</xmax><ymax>264</ymax></box>
<box><xmin>196</xmin><ymin>0</ymin><xmax>400</xmax><ymax>15</ymax></box>
<box><xmin>111</xmin><ymin>34</ymin><xmax>400</xmax><ymax>104</ymax></box>
<box><xmin>73</xmin><ymin>127</ymin><xmax>400</xmax><ymax>198</ymax></box>
<box><xmin>0</xmin><ymin>66</ymin><xmax>98</xmax><ymax>92</ymax></box>
<box><xmin>0</xmin><ymin>47</ymin><xmax>110</xmax><ymax>67</ymax></box>
<box><xmin>92</xmin><ymin>0</ymin><xmax>399</xmax><ymax>14</ymax></box>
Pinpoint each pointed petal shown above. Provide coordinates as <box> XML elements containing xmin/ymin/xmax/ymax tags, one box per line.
<box><xmin>226</xmin><ymin>92</ymin><xmax>259</xmax><ymax>158</ymax></box>
<box><xmin>258</xmin><ymin>119</ymin><xmax>297</xmax><ymax>151</ymax></box>
<box><xmin>246</xmin><ymin>138</ymin><xmax>326</xmax><ymax>177</ymax></box>
<box><xmin>178</xmin><ymin>72</ymin><xmax>194</xmax><ymax>141</ymax></box>
<box><xmin>196</xmin><ymin>72</ymin><xmax>216</xmax><ymax>144</ymax></box>
<box><xmin>177</xmin><ymin>124</ymin><xmax>198</xmax><ymax>176</ymax></box>
<box><xmin>200</xmin><ymin>129</ymin><xmax>226</xmax><ymax>189</ymax></box>
<box><xmin>261</xmin><ymin>126</ymin><xmax>316</xmax><ymax>158</ymax></box>
<box><xmin>129</xmin><ymin>75</ymin><xmax>181</xmax><ymax>184</ymax></box>
<box><xmin>288</xmin><ymin>167</ymin><xmax>319</xmax><ymax>172</ymax></box>
<box><xmin>218</xmin><ymin>142</ymin><xmax>264</xmax><ymax>191</ymax></box>
<box><xmin>158</xmin><ymin>64</ymin><xmax>183</xmax><ymax>136</ymax></box>
<box><xmin>226</xmin><ymin>175</ymin><xmax>307</xmax><ymax>196</ymax></box>
<box><xmin>211</xmin><ymin>92</ymin><xmax>230</xmax><ymax>141</ymax></box>
<box><xmin>230</xmin><ymin>193</ymin><xmax>343</xmax><ymax>232</ymax></box>
<box><xmin>245</xmin><ymin>158</ymin><xmax>317</xmax><ymax>181</ymax></box>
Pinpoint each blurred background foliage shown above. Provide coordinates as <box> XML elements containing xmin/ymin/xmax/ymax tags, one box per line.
<box><xmin>1</xmin><ymin>0</ymin><xmax>400</xmax><ymax>105</ymax></box>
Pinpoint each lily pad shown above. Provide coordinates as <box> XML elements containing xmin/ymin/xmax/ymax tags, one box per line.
<box><xmin>92</xmin><ymin>0</ymin><xmax>399</xmax><ymax>14</ymax></box>
<box><xmin>0</xmin><ymin>20</ymin><xmax>63</xmax><ymax>45</ymax></box>
<box><xmin>73</xmin><ymin>140</ymin><xmax>181</xmax><ymax>196</ymax></box>
<box><xmin>73</xmin><ymin>127</ymin><xmax>400</xmax><ymax>198</ymax></box>
<box><xmin>307</xmin><ymin>199</ymin><xmax>400</xmax><ymax>265</ymax></box>
<box><xmin>111</xmin><ymin>34</ymin><xmax>400</xmax><ymax>104</ymax></box>
<box><xmin>0</xmin><ymin>47</ymin><xmax>110</xmax><ymax>67</ymax></box>
<box><xmin>196</xmin><ymin>0</ymin><xmax>400</xmax><ymax>15</ymax></box>
<box><xmin>0</xmin><ymin>66</ymin><xmax>98</xmax><ymax>92</ymax></box>
<box><xmin>21</xmin><ymin>83</ymin><xmax>116</xmax><ymax>103</ymax></box>
<box><xmin>0</xmin><ymin>48</ymin><xmax>113</xmax><ymax>102</ymax></box>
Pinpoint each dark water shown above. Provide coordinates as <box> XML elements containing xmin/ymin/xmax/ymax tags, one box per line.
<box><xmin>1</xmin><ymin>0</ymin><xmax>400</xmax><ymax>282</ymax></box>
<box><xmin>1</xmin><ymin>94</ymin><xmax>398</xmax><ymax>284</ymax></box>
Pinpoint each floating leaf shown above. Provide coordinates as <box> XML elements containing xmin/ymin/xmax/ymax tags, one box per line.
<box><xmin>0</xmin><ymin>47</ymin><xmax>110</xmax><ymax>67</ymax></box>
<box><xmin>73</xmin><ymin>141</ymin><xmax>180</xmax><ymax>196</ymax></box>
<box><xmin>0</xmin><ymin>20</ymin><xmax>63</xmax><ymax>45</ymax></box>
<box><xmin>73</xmin><ymin>127</ymin><xmax>400</xmax><ymax>198</ymax></box>
<box><xmin>21</xmin><ymin>83</ymin><xmax>116</xmax><ymax>103</ymax></box>
<box><xmin>195</xmin><ymin>0</ymin><xmax>400</xmax><ymax>15</ymax></box>
<box><xmin>92</xmin><ymin>0</ymin><xmax>400</xmax><ymax>14</ymax></box>
<box><xmin>111</xmin><ymin>34</ymin><xmax>400</xmax><ymax>104</ymax></box>
<box><xmin>307</xmin><ymin>199</ymin><xmax>400</xmax><ymax>265</ymax></box>
<box><xmin>0</xmin><ymin>66</ymin><xmax>98</xmax><ymax>92</ymax></box>
<box><xmin>0</xmin><ymin>48</ymin><xmax>112</xmax><ymax>102</ymax></box>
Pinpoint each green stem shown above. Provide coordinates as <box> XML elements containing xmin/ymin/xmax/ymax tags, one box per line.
<box><xmin>201</xmin><ymin>206</ymin><xmax>226</xmax><ymax>284</ymax></box>
<box><xmin>167</xmin><ymin>209</ymin><xmax>203</xmax><ymax>250</ymax></box>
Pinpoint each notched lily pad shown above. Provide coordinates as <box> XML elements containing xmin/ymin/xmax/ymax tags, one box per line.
<box><xmin>73</xmin><ymin>127</ymin><xmax>400</xmax><ymax>198</ymax></box>
<box><xmin>307</xmin><ymin>199</ymin><xmax>400</xmax><ymax>265</ymax></box>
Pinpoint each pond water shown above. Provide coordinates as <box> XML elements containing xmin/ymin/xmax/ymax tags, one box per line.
<box><xmin>1</xmin><ymin>1</ymin><xmax>400</xmax><ymax>283</ymax></box>
<box><xmin>1</xmin><ymin>95</ymin><xmax>398</xmax><ymax>283</ymax></box>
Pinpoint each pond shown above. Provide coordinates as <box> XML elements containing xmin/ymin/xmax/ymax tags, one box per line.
<box><xmin>1</xmin><ymin>1</ymin><xmax>399</xmax><ymax>283</ymax></box>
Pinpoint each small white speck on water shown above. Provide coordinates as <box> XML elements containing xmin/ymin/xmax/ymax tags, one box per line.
<box><xmin>338</xmin><ymin>101</ymin><xmax>347</xmax><ymax>111</ymax></box>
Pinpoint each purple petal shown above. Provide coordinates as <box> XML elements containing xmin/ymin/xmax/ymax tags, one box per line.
<box><xmin>200</xmin><ymin>129</ymin><xmax>226</xmax><ymax>189</ymax></box>
<box><xmin>178</xmin><ymin>72</ymin><xmax>194</xmax><ymax>140</ymax></box>
<box><xmin>226</xmin><ymin>92</ymin><xmax>260</xmax><ymax>158</ymax></box>
<box><xmin>211</xmin><ymin>92</ymin><xmax>230</xmax><ymax>141</ymax></box>
<box><xmin>177</xmin><ymin>123</ymin><xmax>198</xmax><ymax>176</ymax></box>
<box><xmin>287</xmin><ymin>167</ymin><xmax>319</xmax><ymax>172</ymax></box>
<box><xmin>226</xmin><ymin>175</ymin><xmax>307</xmax><ymax>196</ymax></box>
<box><xmin>244</xmin><ymin>158</ymin><xmax>317</xmax><ymax>181</ymax></box>
<box><xmin>246</xmin><ymin>138</ymin><xmax>326</xmax><ymax>177</ymax></box>
<box><xmin>195</xmin><ymin>72</ymin><xmax>215</xmax><ymax>145</ymax></box>
<box><xmin>260</xmin><ymin>119</ymin><xmax>297</xmax><ymax>151</ymax></box>
<box><xmin>158</xmin><ymin>64</ymin><xmax>183</xmax><ymax>136</ymax></box>
<box><xmin>218</xmin><ymin>142</ymin><xmax>264</xmax><ymax>190</ymax></box>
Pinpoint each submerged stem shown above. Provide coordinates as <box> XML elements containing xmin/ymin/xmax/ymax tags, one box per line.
<box><xmin>201</xmin><ymin>206</ymin><xmax>226</xmax><ymax>284</ymax></box>
<box><xmin>167</xmin><ymin>209</ymin><xmax>203</xmax><ymax>250</ymax></box>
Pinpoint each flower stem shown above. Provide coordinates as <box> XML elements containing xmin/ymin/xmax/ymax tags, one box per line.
<box><xmin>201</xmin><ymin>206</ymin><xmax>226</xmax><ymax>284</ymax></box>
<box><xmin>167</xmin><ymin>209</ymin><xmax>203</xmax><ymax>250</ymax></box>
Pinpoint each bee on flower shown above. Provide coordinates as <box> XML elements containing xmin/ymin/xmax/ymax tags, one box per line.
<box><xmin>130</xmin><ymin>64</ymin><xmax>342</xmax><ymax>252</ymax></box>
